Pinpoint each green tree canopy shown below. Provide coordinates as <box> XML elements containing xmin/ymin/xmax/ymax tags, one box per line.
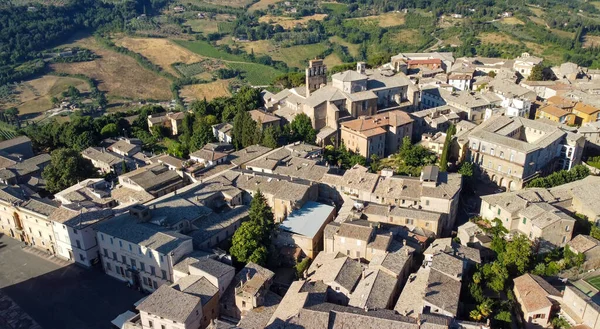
<box><xmin>189</xmin><ymin>120</ymin><xmax>216</xmax><ymax>152</ymax></box>
<box><xmin>527</xmin><ymin>63</ymin><xmax>544</xmax><ymax>81</ymax></box>
<box><xmin>289</xmin><ymin>113</ymin><xmax>316</xmax><ymax>144</ymax></box>
<box><xmin>100</xmin><ymin>123</ymin><xmax>119</xmax><ymax>138</ymax></box>
<box><xmin>42</xmin><ymin>148</ymin><xmax>97</xmax><ymax>193</ymax></box>
<box><xmin>230</xmin><ymin>190</ymin><xmax>274</xmax><ymax>266</ymax></box>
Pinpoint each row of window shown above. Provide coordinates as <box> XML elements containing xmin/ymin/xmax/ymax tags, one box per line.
<box><xmin>103</xmin><ymin>248</ymin><xmax>167</xmax><ymax>279</ymax></box>
<box><xmin>100</xmin><ymin>233</ymin><xmax>164</xmax><ymax>263</ymax></box>
<box><xmin>107</xmin><ymin>262</ymin><xmax>160</xmax><ymax>289</ymax></box>
<box><xmin>477</xmin><ymin>145</ymin><xmax>516</xmax><ymax>162</ymax></box>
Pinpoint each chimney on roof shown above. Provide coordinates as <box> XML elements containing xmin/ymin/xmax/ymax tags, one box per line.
<box><xmin>403</xmin><ymin>239</ymin><xmax>407</xmax><ymax>246</ymax></box>
<box><xmin>357</xmin><ymin>62</ymin><xmax>366</xmax><ymax>75</ymax></box>
<box><xmin>246</xmin><ymin>271</ymin><xmax>251</xmax><ymax>282</ymax></box>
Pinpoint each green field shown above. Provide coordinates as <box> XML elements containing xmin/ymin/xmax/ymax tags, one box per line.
<box><xmin>226</xmin><ymin>62</ymin><xmax>282</xmax><ymax>85</ymax></box>
<box><xmin>586</xmin><ymin>276</ymin><xmax>600</xmax><ymax>291</ymax></box>
<box><xmin>174</xmin><ymin>40</ymin><xmax>247</xmax><ymax>61</ymax></box>
<box><xmin>173</xmin><ymin>39</ymin><xmax>282</xmax><ymax>84</ymax></box>
<box><xmin>321</xmin><ymin>2</ymin><xmax>347</xmax><ymax>15</ymax></box>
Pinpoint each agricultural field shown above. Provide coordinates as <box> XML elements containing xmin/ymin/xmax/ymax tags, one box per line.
<box><xmin>442</xmin><ymin>35</ymin><xmax>462</xmax><ymax>47</ymax></box>
<box><xmin>499</xmin><ymin>17</ymin><xmax>525</xmax><ymax>25</ymax></box>
<box><xmin>389</xmin><ymin>29</ymin><xmax>425</xmax><ymax>46</ymax></box>
<box><xmin>329</xmin><ymin>36</ymin><xmax>360</xmax><ymax>57</ymax></box>
<box><xmin>174</xmin><ymin>0</ymin><xmax>253</xmax><ymax>8</ymax></box>
<box><xmin>249</xmin><ymin>0</ymin><xmax>280</xmax><ymax>10</ymax></box>
<box><xmin>240</xmin><ymin>40</ymin><xmax>327</xmax><ymax>68</ymax></box>
<box><xmin>174</xmin><ymin>39</ymin><xmax>283</xmax><ymax>84</ymax></box>
<box><xmin>51</xmin><ymin>36</ymin><xmax>172</xmax><ymax>101</ymax></box>
<box><xmin>584</xmin><ymin>35</ymin><xmax>600</xmax><ymax>48</ymax></box>
<box><xmin>551</xmin><ymin>29</ymin><xmax>575</xmax><ymax>39</ymax></box>
<box><xmin>115</xmin><ymin>37</ymin><xmax>203</xmax><ymax>75</ymax></box>
<box><xmin>528</xmin><ymin>16</ymin><xmax>547</xmax><ymax>27</ymax></box>
<box><xmin>323</xmin><ymin>53</ymin><xmax>343</xmax><ymax>67</ymax></box>
<box><xmin>480</xmin><ymin>32</ymin><xmax>521</xmax><ymax>45</ymax></box>
<box><xmin>528</xmin><ymin>6</ymin><xmax>545</xmax><ymax>17</ymax></box>
<box><xmin>180</xmin><ymin>80</ymin><xmax>232</xmax><ymax>102</ymax></box>
<box><xmin>2</xmin><ymin>75</ymin><xmax>91</xmax><ymax>117</ymax></box>
<box><xmin>174</xmin><ymin>40</ymin><xmax>247</xmax><ymax>61</ymax></box>
<box><xmin>183</xmin><ymin>14</ymin><xmax>236</xmax><ymax>34</ymax></box>
<box><xmin>258</xmin><ymin>14</ymin><xmax>328</xmax><ymax>29</ymax></box>
<box><xmin>174</xmin><ymin>59</ymin><xmax>224</xmax><ymax>77</ymax></box>
<box><xmin>225</xmin><ymin>62</ymin><xmax>283</xmax><ymax>85</ymax></box>
<box><xmin>349</xmin><ymin>12</ymin><xmax>406</xmax><ymax>27</ymax></box>
<box><xmin>320</xmin><ymin>2</ymin><xmax>346</xmax><ymax>15</ymax></box>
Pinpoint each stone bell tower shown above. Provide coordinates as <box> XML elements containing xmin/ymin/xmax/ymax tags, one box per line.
<box><xmin>305</xmin><ymin>59</ymin><xmax>327</xmax><ymax>96</ymax></box>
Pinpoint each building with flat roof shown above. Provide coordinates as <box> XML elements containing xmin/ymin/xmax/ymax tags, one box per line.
<box><xmin>118</xmin><ymin>163</ymin><xmax>186</xmax><ymax>198</ymax></box>
<box><xmin>275</xmin><ymin>201</ymin><xmax>336</xmax><ymax>258</ymax></box>
<box><xmin>245</xmin><ymin>143</ymin><xmax>328</xmax><ymax>182</ymax></box>
<box><xmin>561</xmin><ymin>280</ymin><xmax>600</xmax><ymax>329</ymax></box>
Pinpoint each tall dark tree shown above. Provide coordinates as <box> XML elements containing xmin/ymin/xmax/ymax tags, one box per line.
<box><xmin>439</xmin><ymin>124</ymin><xmax>456</xmax><ymax>172</ymax></box>
<box><xmin>189</xmin><ymin>120</ymin><xmax>216</xmax><ymax>152</ymax></box>
<box><xmin>230</xmin><ymin>190</ymin><xmax>274</xmax><ymax>265</ymax></box>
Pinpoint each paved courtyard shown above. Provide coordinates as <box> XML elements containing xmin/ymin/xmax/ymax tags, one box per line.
<box><xmin>0</xmin><ymin>234</ymin><xmax>145</xmax><ymax>329</ymax></box>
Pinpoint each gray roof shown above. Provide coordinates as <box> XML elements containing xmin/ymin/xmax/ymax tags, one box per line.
<box><xmin>0</xmin><ymin>136</ymin><xmax>30</xmax><ymax>148</ymax></box>
<box><xmin>349</xmin><ymin>269</ymin><xmax>398</xmax><ymax>310</ymax></box>
<box><xmin>20</xmin><ymin>198</ymin><xmax>58</xmax><ymax>217</ymax></box>
<box><xmin>9</xmin><ymin>153</ymin><xmax>50</xmax><ymax>176</ymax></box>
<box><xmin>121</xmin><ymin>163</ymin><xmax>183</xmax><ymax>193</ymax></box>
<box><xmin>370</xmin><ymin>245</ymin><xmax>414</xmax><ymax>276</ymax></box>
<box><xmin>81</xmin><ymin>147</ymin><xmax>124</xmax><ymax>166</ymax></box>
<box><xmin>275</xmin><ymin>302</ymin><xmax>419</xmax><ymax>329</ymax></box>
<box><xmin>431</xmin><ymin>252</ymin><xmax>464</xmax><ymax>280</ymax></box>
<box><xmin>424</xmin><ymin>269</ymin><xmax>461</xmax><ymax>316</ymax></box>
<box><xmin>307</xmin><ymin>252</ymin><xmax>362</xmax><ymax>292</ymax></box>
<box><xmin>175</xmin><ymin>275</ymin><xmax>218</xmax><ymax>306</ymax></box>
<box><xmin>237</xmin><ymin>291</ymin><xmax>282</xmax><ymax>329</ymax></box>
<box><xmin>108</xmin><ymin>139</ymin><xmax>139</xmax><ymax>154</ymax></box>
<box><xmin>332</xmin><ymin>70</ymin><xmax>368</xmax><ymax>82</ymax></box>
<box><xmin>95</xmin><ymin>214</ymin><xmax>191</xmax><ymax>254</ymax></box>
<box><xmin>469</xmin><ymin>115</ymin><xmax>566</xmax><ymax>153</ymax></box>
<box><xmin>394</xmin><ymin>266</ymin><xmax>430</xmax><ymax>317</ymax></box>
<box><xmin>221</xmin><ymin>262</ymin><xmax>274</xmax><ymax>314</ymax></box>
<box><xmin>279</xmin><ymin>201</ymin><xmax>335</xmax><ymax>238</ymax></box>
<box><xmin>49</xmin><ymin>205</ymin><xmax>114</xmax><ymax>228</ymax></box>
<box><xmin>337</xmin><ymin>222</ymin><xmax>373</xmax><ymax>241</ymax></box>
<box><xmin>136</xmin><ymin>285</ymin><xmax>200</xmax><ymax>323</ymax></box>
<box><xmin>424</xmin><ymin>237</ymin><xmax>481</xmax><ymax>264</ymax></box>
<box><xmin>190</xmin><ymin>257</ymin><xmax>234</xmax><ymax>278</ymax></box>
<box><xmin>230</xmin><ymin>145</ymin><xmax>272</xmax><ymax>166</ymax></box>
<box><xmin>234</xmin><ymin>171</ymin><xmax>311</xmax><ymax>203</ymax></box>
